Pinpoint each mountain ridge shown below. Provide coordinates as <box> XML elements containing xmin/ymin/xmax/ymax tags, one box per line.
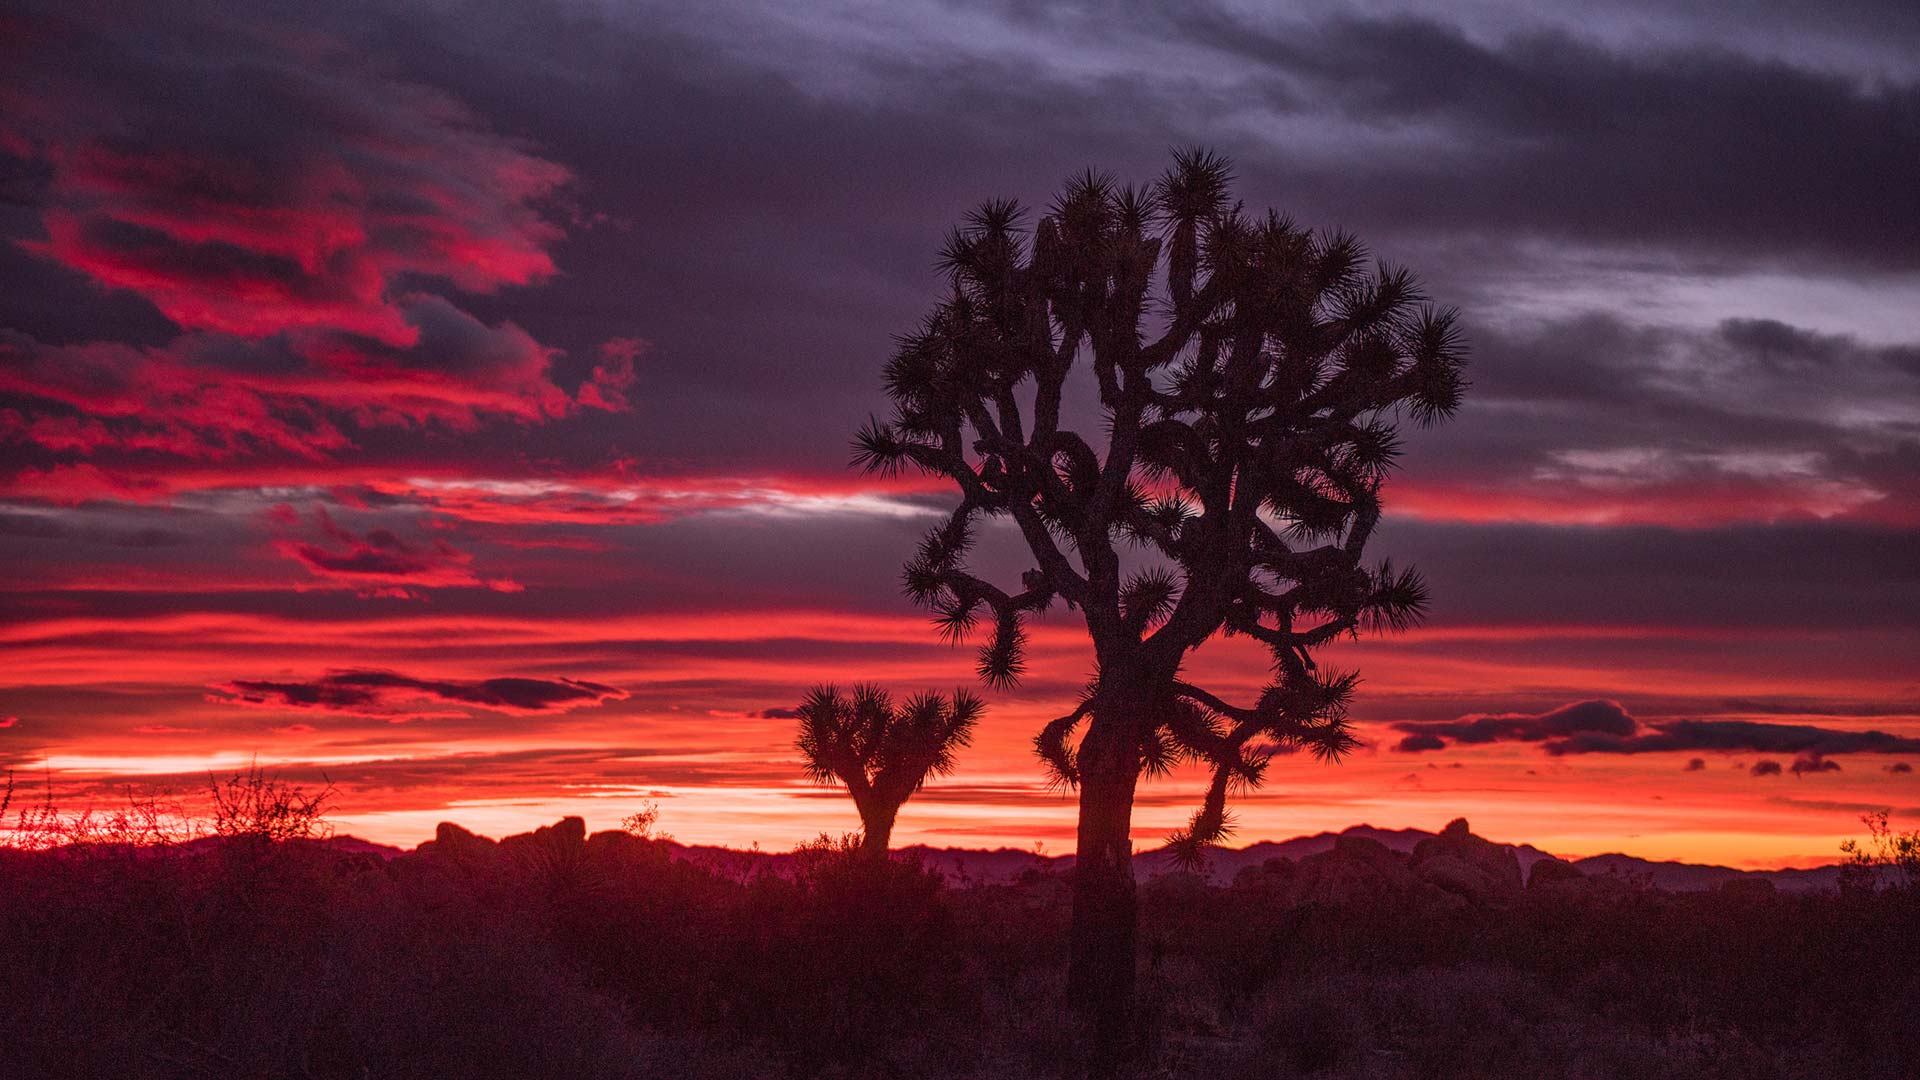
<box><xmin>316</xmin><ymin>820</ymin><xmax>1858</xmax><ymax>892</ymax></box>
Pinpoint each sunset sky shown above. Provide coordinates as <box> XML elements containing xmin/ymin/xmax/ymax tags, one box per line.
<box><xmin>3</xmin><ymin>0</ymin><xmax>1917</xmax><ymax>867</ymax></box>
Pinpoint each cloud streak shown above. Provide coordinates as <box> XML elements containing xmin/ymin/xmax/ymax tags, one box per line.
<box><xmin>1396</xmin><ymin>702</ymin><xmax>1920</xmax><ymax>758</ymax></box>
<box><xmin>267</xmin><ymin>503</ymin><xmax>519</xmax><ymax>595</ymax></box>
<box><xmin>210</xmin><ymin>669</ymin><xmax>627</xmax><ymax>720</ymax></box>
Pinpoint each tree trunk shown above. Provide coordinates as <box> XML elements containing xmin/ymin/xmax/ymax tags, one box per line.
<box><xmin>1068</xmin><ymin>708</ymin><xmax>1141</xmax><ymax>1070</ymax></box>
<box><xmin>857</xmin><ymin>800</ymin><xmax>898</xmax><ymax>861</ymax></box>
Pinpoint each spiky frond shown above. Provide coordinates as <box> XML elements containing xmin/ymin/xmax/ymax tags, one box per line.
<box><xmin>1035</xmin><ymin>696</ymin><xmax>1091</xmax><ymax>791</ymax></box>
<box><xmin>1338</xmin><ymin>421</ymin><xmax>1402</xmax><ymax>485</ymax></box>
<box><xmin>1120</xmin><ymin>567</ymin><xmax>1180</xmax><ymax>632</ymax></box>
<box><xmin>977</xmin><ymin>614</ymin><xmax>1027</xmax><ymax>690</ymax></box>
<box><xmin>850</xmin><ymin>417</ymin><xmax>914</xmax><ymax>476</ymax></box>
<box><xmin>1139</xmin><ymin>725</ymin><xmax>1179</xmax><ymax>781</ymax></box>
<box><xmin>1163</xmin><ymin>807</ymin><xmax>1235</xmax><ymax>872</ymax></box>
<box><xmin>1267</xmin><ymin>668</ymin><xmax>1363</xmax><ymax>763</ymax></box>
<box><xmin>902</xmin><ymin>519</ymin><xmax>974</xmax><ymax>607</ymax></box>
<box><xmin>1156</xmin><ymin>146</ymin><xmax>1234</xmax><ymax>223</ymax></box>
<box><xmin>1361</xmin><ymin>560</ymin><xmax>1429</xmax><ymax>634</ymax></box>
<box><xmin>1113</xmin><ymin>183</ymin><xmax>1158</xmax><ymax>235</ymax></box>
<box><xmin>1054</xmin><ymin>167</ymin><xmax>1116</xmax><ymax>219</ymax></box>
<box><xmin>1405</xmin><ymin>305</ymin><xmax>1468</xmax><ymax>425</ymax></box>
<box><xmin>1274</xmin><ymin>484</ymin><xmax>1353</xmax><ymax>540</ymax></box>
<box><xmin>1311</xmin><ymin>229</ymin><xmax>1367</xmax><ymax>296</ymax></box>
<box><xmin>931</xmin><ymin>594</ymin><xmax>981</xmax><ymax>644</ymax></box>
<box><xmin>1302</xmin><ymin>716</ymin><xmax>1361</xmax><ymax>763</ymax></box>
<box><xmin>894</xmin><ymin>689</ymin><xmax>980</xmax><ymax>784</ymax></box>
<box><xmin>793</xmin><ymin>684</ymin><xmax>851</xmax><ymax>786</ymax></box>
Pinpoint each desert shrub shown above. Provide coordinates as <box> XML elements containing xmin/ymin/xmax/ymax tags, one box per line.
<box><xmin>207</xmin><ymin>762</ymin><xmax>334</xmax><ymax>845</ymax></box>
<box><xmin>1840</xmin><ymin>810</ymin><xmax>1920</xmax><ymax>894</ymax></box>
<box><xmin>729</xmin><ymin>840</ymin><xmax>970</xmax><ymax>1074</ymax></box>
<box><xmin>4</xmin><ymin>814</ymin><xmax>1920</xmax><ymax>1079</ymax></box>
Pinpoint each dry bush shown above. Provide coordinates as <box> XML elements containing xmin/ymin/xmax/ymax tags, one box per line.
<box><xmin>620</xmin><ymin>800</ymin><xmax>668</xmax><ymax>841</ymax></box>
<box><xmin>1840</xmin><ymin>810</ymin><xmax>1920</xmax><ymax>894</ymax></box>
<box><xmin>207</xmin><ymin>762</ymin><xmax>334</xmax><ymax>844</ymax></box>
<box><xmin>3</xmin><ymin>773</ymin><xmax>194</xmax><ymax>854</ymax></box>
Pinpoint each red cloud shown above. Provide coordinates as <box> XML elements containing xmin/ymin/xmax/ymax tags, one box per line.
<box><xmin>0</xmin><ymin>6</ymin><xmax>636</xmax><ymax>501</ymax></box>
<box><xmin>268</xmin><ymin>503</ymin><xmax>519</xmax><ymax>595</ymax></box>
<box><xmin>577</xmin><ymin>338</ymin><xmax>646</xmax><ymax>413</ymax></box>
<box><xmin>1393</xmin><ymin>475</ymin><xmax>1912</xmax><ymax>528</ymax></box>
<box><xmin>15</xmin><ymin>32</ymin><xmax>567</xmax><ymax>346</ymax></box>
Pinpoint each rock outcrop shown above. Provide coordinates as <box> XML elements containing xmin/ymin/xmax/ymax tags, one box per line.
<box><xmin>1408</xmin><ymin>818</ymin><xmax>1523</xmax><ymax>904</ymax></box>
<box><xmin>419</xmin><ymin>821</ymin><xmax>498</xmax><ymax>863</ymax></box>
<box><xmin>501</xmin><ymin>815</ymin><xmax>586</xmax><ymax>853</ymax></box>
<box><xmin>1526</xmin><ymin>856</ymin><xmax>1587</xmax><ymax>890</ymax></box>
<box><xmin>1289</xmin><ymin>834</ymin><xmax>1427</xmax><ymax>907</ymax></box>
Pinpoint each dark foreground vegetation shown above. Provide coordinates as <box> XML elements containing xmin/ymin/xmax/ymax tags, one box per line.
<box><xmin>3</xmin><ymin>797</ymin><xmax>1917</xmax><ymax>1080</ymax></box>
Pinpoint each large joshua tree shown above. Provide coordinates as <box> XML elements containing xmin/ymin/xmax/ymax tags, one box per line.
<box><xmin>852</xmin><ymin>150</ymin><xmax>1466</xmax><ymax>1045</ymax></box>
<box><xmin>795</xmin><ymin>683</ymin><xmax>983</xmax><ymax>859</ymax></box>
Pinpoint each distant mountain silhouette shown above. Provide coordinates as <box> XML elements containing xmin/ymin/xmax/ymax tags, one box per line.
<box><xmin>1565</xmin><ymin>851</ymin><xmax>1858</xmax><ymax>893</ymax></box>
<box><xmin>322</xmin><ymin>820</ymin><xmax>1856</xmax><ymax>893</ymax></box>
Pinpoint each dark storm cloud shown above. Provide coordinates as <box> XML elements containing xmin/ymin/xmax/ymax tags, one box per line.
<box><xmin>1389</xmin><ymin>313</ymin><xmax>1920</xmax><ymax>525</ymax></box>
<box><xmin>513</xmin><ymin>0</ymin><xmax>1920</xmax><ymax>275</ymax></box>
<box><xmin>1467</xmin><ymin>316</ymin><xmax>1920</xmax><ymax>415</ymax></box>
<box><xmin>1396</xmin><ymin>702</ymin><xmax>1920</xmax><ymax>757</ymax></box>
<box><xmin>212</xmin><ymin>670</ymin><xmax>627</xmax><ymax>718</ymax></box>
<box><xmin>1371</xmin><ymin>519</ymin><xmax>1920</xmax><ymax>630</ymax></box>
<box><xmin>1172</xmin><ymin>11</ymin><xmax>1920</xmax><ymax>270</ymax></box>
<box><xmin>1751</xmin><ymin>760</ymin><xmax>1783</xmax><ymax>777</ymax></box>
<box><xmin>1790</xmin><ymin>752</ymin><xmax>1843</xmax><ymax>776</ymax></box>
<box><xmin>1722</xmin><ymin>698</ymin><xmax>1920</xmax><ymax>719</ymax></box>
<box><xmin>1390</xmin><ymin>699</ymin><xmax>1635</xmax><ymax>753</ymax></box>
<box><xmin>1394</xmin><ymin>732</ymin><xmax>1447</xmax><ymax>753</ymax></box>
<box><xmin>1548</xmin><ymin>720</ymin><xmax>1920</xmax><ymax>757</ymax></box>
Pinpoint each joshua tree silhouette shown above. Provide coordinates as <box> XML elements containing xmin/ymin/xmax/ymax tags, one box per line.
<box><xmin>794</xmin><ymin>684</ymin><xmax>982</xmax><ymax>859</ymax></box>
<box><xmin>853</xmin><ymin>149</ymin><xmax>1465</xmax><ymax>1056</ymax></box>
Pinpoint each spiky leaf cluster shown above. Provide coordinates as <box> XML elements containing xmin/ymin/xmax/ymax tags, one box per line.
<box><xmin>855</xmin><ymin>150</ymin><xmax>1466</xmax><ymax>862</ymax></box>
<box><xmin>795</xmin><ymin>684</ymin><xmax>983</xmax><ymax>810</ymax></box>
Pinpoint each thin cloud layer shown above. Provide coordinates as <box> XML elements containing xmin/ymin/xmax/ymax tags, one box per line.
<box><xmin>1391</xmin><ymin>700</ymin><xmax>1637</xmax><ymax>753</ymax></box>
<box><xmin>266</xmin><ymin>502</ymin><xmax>519</xmax><ymax>596</ymax></box>
<box><xmin>1396</xmin><ymin>703</ymin><xmax>1920</xmax><ymax>758</ymax></box>
<box><xmin>211</xmin><ymin>669</ymin><xmax>627</xmax><ymax>720</ymax></box>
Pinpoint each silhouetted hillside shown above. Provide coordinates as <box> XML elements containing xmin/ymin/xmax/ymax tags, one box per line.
<box><xmin>3</xmin><ymin>814</ymin><xmax>1915</xmax><ymax>1078</ymax></box>
<box><xmin>332</xmin><ymin>818</ymin><xmax>1859</xmax><ymax>893</ymax></box>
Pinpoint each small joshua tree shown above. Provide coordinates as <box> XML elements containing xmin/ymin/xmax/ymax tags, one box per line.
<box><xmin>795</xmin><ymin>684</ymin><xmax>982</xmax><ymax>860</ymax></box>
<box><xmin>853</xmin><ymin>149</ymin><xmax>1465</xmax><ymax>1049</ymax></box>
